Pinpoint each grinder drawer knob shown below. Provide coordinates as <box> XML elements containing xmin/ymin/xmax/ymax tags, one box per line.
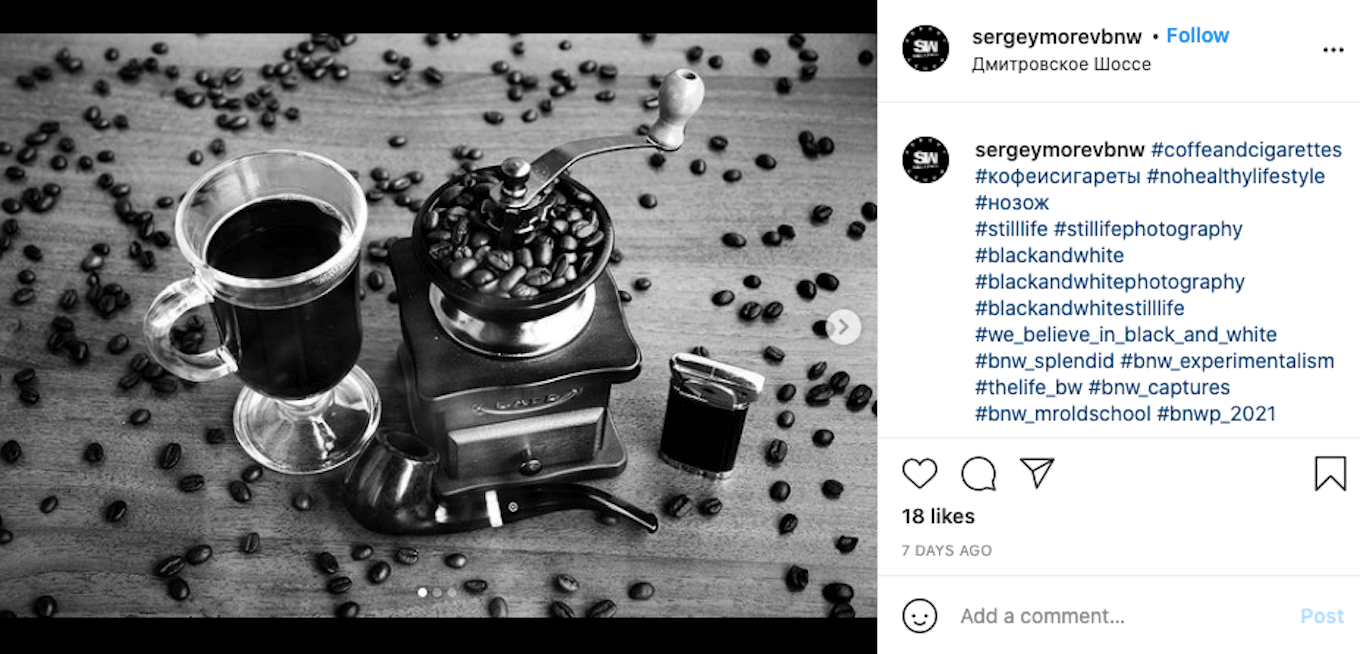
<box><xmin>519</xmin><ymin>448</ymin><xmax>543</xmax><ymax>476</ymax></box>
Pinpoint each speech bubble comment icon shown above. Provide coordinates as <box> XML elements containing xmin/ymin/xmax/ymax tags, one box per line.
<box><xmin>961</xmin><ymin>456</ymin><xmax>997</xmax><ymax>491</ymax></box>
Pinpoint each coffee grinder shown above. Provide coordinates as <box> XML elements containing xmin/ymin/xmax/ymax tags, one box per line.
<box><xmin>355</xmin><ymin>70</ymin><xmax>704</xmax><ymax>533</ymax></box>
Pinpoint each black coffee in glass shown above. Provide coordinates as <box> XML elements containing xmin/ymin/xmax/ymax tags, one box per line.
<box><xmin>205</xmin><ymin>196</ymin><xmax>361</xmax><ymax>399</ymax></box>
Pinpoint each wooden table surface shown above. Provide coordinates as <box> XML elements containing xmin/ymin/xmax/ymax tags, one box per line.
<box><xmin>0</xmin><ymin>33</ymin><xmax>876</xmax><ymax>618</ymax></box>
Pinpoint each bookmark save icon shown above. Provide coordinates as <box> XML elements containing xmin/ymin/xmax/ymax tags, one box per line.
<box><xmin>1020</xmin><ymin>458</ymin><xmax>1054</xmax><ymax>489</ymax></box>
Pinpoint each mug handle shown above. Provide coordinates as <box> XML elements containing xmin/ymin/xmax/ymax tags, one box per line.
<box><xmin>143</xmin><ymin>277</ymin><xmax>236</xmax><ymax>382</ymax></box>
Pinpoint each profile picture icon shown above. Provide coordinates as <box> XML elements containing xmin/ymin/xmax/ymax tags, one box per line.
<box><xmin>903</xmin><ymin>26</ymin><xmax>949</xmax><ymax>72</ymax></box>
<box><xmin>902</xmin><ymin>137</ymin><xmax>949</xmax><ymax>183</ymax></box>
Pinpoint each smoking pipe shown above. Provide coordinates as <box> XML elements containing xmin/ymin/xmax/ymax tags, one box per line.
<box><xmin>342</xmin><ymin>429</ymin><xmax>659</xmax><ymax>535</ymax></box>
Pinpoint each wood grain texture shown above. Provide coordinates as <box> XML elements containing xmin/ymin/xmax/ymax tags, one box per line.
<box><xmin>0</xmin><ymin>33</ymin><xmax>876</xmax><ymax>618</ymax></box>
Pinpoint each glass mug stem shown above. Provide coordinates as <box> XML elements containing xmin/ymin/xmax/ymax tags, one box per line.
<box><xmin>143</xmin><ymin>277</ymin><xmax>237</xmax><ymax>382</ymax></box>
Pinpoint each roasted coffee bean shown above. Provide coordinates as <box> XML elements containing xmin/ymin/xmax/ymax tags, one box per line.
<box><xmin>150</xmin><ymin>376</ymin><xmax>178</xmax><ymax>394</ymax></box>
<box><xmin>633</xmin><ymin>277</ymin><xmax>651</xmax><ymax>291</ymax></box>
<box><xmin>708</xmin><ymin>135</ymin><xmax>728</xmax><ymax>151</ymax></box>
<box><xmin>690</xmin><ymin>158</ymin><xmax>707</xmax><ymax>175</ymax></box>
<box><xmin>776</xmin><ymin>410</ymin><xmax>796</xmax><ymax>428</ymax></box>
<box><xmin>764</xmin><ymin>346</ymin><xmax>786</xmax><ymax>363</ymax></box>
<box><xmin>810</xmin><ymin>204</ymin><xmax>834</xmax><ymax>224</ymax></box>
<box><xmin>847</xmin><ymin>221</ymin><xmax>866</xmax><ymax>239</ymax></box>
<box><xmin>847</xmin><ymin>384</ymin><xmax>873</xmax><ymax>410</ymax></box>
<box><xmin>463</xmin><ymin>579</ymin><xmax>489</xmax><ymax>595</ymax></box>
<box><xmin>293</xmin><ymin>492</ymin><xmax>314</xmax><ymax>511</ymax></box>
<box><xmin>242</xmin><ymin>532</ymin><xmax>261</xmax><ymax>554</ymax></box>
<box><xmin>157</xmin><ymin>443</ymin><xmax>182</xmax><ymax>470</ymax></box>
<box><xmin>823</xmin><ymin>582</ymin><xmax>854</xmax><ymax>603</ymax></box>
<box><xmin>50</xmin><ymin>154</ymin><xmax>67</xmax><ymax>171</ymax></box>
<box><xmin>761</xmin><ymin>230</ymin><xmax>782</xmax><ymax>246</ymax></box>
<box><xmin>228</xmin><ymin>480</ymin><xmax>252</xmax><ymax>503</ymax></box>
<box><xmin>186</xmin><ymin>544</ymin><xmax>213</xmax><ymax>565</ymax></box>
<box><xmin>0</xmin><ymin>530</ymin><xmax>10</xmax><ymax>545</ymax></box>
<box><xmin>647</xmin><ymin>152</ymin><xmax>666</xmax><ymax>168</ymax></box>
<box><xmin>628</xmin><ymin>582</ymin><xmax>655</xmax><ymax>601</ymax></box>
<box><xmin>638</xmin><ymin>193</ymin><xmax>657</xmax><ymax>209</ymax></box>
<box><xmin>18</xmin><ymin>387</ymin><xmax>39</xmax><ymax>405</ymax></box>
<box><xmin>46</xmin><ymin>329</ymin><xmax>72</xmax><ymax>353</ymax></box>
<box><xmin>821</xmin><ymin>602</ymin><xmax>855</xmax><ymax>619</ymax></box>
<box><xmin>835</xmin><ymin>536</ymin><xmax>859</xmax><ymax>553</ymax></box>
<box><xmin>13</xmin><ymin>367</ymin><xmax>37</xmax><ymax>386</ymax></box>
<box><xmin>822</xmin><ymin>479</ymin><xmax>845</xmax><ymax>499</ymax></box>
<box><xmin>755</xmin><ymin>153</ymin><xmax>777</xmax><ymax>170</ymax></box>
<box><xmin>129</xmin><ymin>408</ymin><xmax>151</xmax><ymax>426</ymax></box>
<box><xmin>486</xmin><ymin>596</ymin><xmax>510</xmax><ymax>617</ymax></box>
<box><xmin>316</xmin><ymin>551</ymin><xmax>340</xmax><ymax>575</ymax></box>
<box><xmin>22</xmin><ymin>244</ymin><xmax>42</xmax><ymax>261</ymax></box>
<box><xmin>828</xmin><ymin>371</ymin><xmax>851</xmax><ymax>393</ymax></box>
<box><xmin>365</xmin><ymin>270</ymin><xmax>385</xmax><ymax>291</ymax></box>
<box><xmin>664</xmin><ymin>493</ymin><xmax>693</xmax><ymax>518</ymax></box>
<box><xmin>554</xmin><ymin>573</ymin><xmax>580</xmax><ymax>593</ymax></box>
<box><xmin>204</xmin><ymin>427</ymin><xmax>226</xmax><ymax>445</ymax></box>
<box><xmin>155</xmin><ymin>555</ymin><xmax>186</xmax><ymax>579</ymax></box>
<box><xmin>785</xmin><ymin>565</ymin><xmax>810</xmax><ymax>591</ymax></box>
<box><xmin>807</xmin><ymin>361</ymin><xmax>828</xmax><ymax>380</ymax></box>
<box><xmin>67</xmin><ymin>340</ymin><xmax>91</xmax><ymax>365</ymax></box>
<box><xmin>336</xmin><ymin>601</ymin><xmax>360</xmax><ymax>618</ymax></box>
<box><xmin>738</xmin><ymin>301</ymin><xmax>762</xmax><ymax>321</ymax></box>
<box><xmin>691</xmin><ymin>346</ymin><xmax>710</xmax><ymax>357</ymax></box>
<box><xmin>817</xmin><ymin>136</ymin><xmax>835</xmax><ymax>155</ymax></box>
<box><xmin>40</xmin><ymin>495</ymin><xmax>59</xmax><ymax>513</ymax></box>
<box><xmin>812</xmin><ymin>428</ymin><xmax>835</xmax><ymax>447</ymax></box>
<box><xmin>776</xmin><ymin>76</ymin><xmax>792</xmax><ymax>93</ymax></box>
<box><xmin>128</xmin><ymin>352</ymin><xmax>149</xmax><ymax>372</ymax></box>
<box><xmin>84</xmin><ymin>442</ymin><xmax>104</xmax><ymax>464</ymax></box>
<box><xmin>32</xmin><ymin>595</ymin><xmax>57</xmax><ymax>618</ymax></box>
<box><xmin>769</xmin><ymin>480</ymin><xmax>791</xmax><ymax>502</ymax></box>
<box><xmin>367</xmin><ymin>561</ymin><xmax>391</xmax><ymax>584</ymax></box>
<box><xmin>177</xmin><ymin>475</ymin><xmax>206</xmax><ymax>493</ymax></box>
<box><xmin>1</xmin><ymin>198</ymin><xmax>20</xmax><ymax>214</ymax></box>
<box><xmin>549</xmin><ymin>601</ymin><xmax>575</xmax><ymax>618</ymax></box>
<box><xmin>778</xmin><ymin>513</ymin><xmax>799</xmax><ymax>534</ymax></box>
<box><xmin>588</xmin><ymin>599</ymin><xmax>618</xmax><ymax>618</ymax></box>
<box><xmin>722</xmin><ymin>169</ymin><xmax>743</xmax><ymax>183</ymax></box>
<box><xmin>394</xmin><ymin>547</ymin><xmax>419</xmax><ymax>565</ymax></box>
<box><xmin>766</xmin><ymin>439</ymin><xmax>788</xmax><ymax>464</ymax></box>
<box><xmin>813</xmin><ymin>273</ymin><xmax>841</xmax><ymax>292</ymax></box>
<box><xmin>742</xmin><ymin>274</ymin><xmax>762</xmax><ymax>289</ymax></box>
<box><xmin>327</xmin><ymin>576</ymin><xmax>353</xmax><ymax>595</ymax></box>
<box><xmin>443</xmin><ymin>552</ymin><xmax>468</xmax><ymax>569</ymax></box>
<box><xmin>698</xmin><ymin>497</ymin><xmax>723</xmax><ymax>516</ymax></box>
<box><xmin>168</xmin><ymin>578</ymin><xmax>191</xmax><ymax>601</ymax></box>
<box><xmin>711</xmin><ymin>290</ymin><xmax>735</xmax><ymax>306</ymax></box>
<box><xmin>240</xmin><ymin>464</ymin><xmax>263</xmax><ymax>483</ymax></box>
<box><xmin>762</xmin><ymin>302</ymin><xmax>784</xmax><ymax>320</ymax></box>
<box><xmin>483</xmin><ymin>110</ymin><xmax>505</xmax><ymax>125</ymax></box>
<box><xmin>17</xmin><ymin>269</ymin><xmax>36</xmax><ymax>285</ymax></box>
<box><xmin>796</xmin><ymin>280</ymin><xmax>818</xmax><ymax>300</ymax></box>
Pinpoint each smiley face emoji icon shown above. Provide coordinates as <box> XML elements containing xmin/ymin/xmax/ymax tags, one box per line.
<box><xmin>903</xmin><ymin>598</ymin><xmax>938</xmax><ymax>633</ymax></box>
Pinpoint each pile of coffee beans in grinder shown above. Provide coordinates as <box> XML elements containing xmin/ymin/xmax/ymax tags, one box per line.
<box><xmin>420</xmin><ymin>159</ymin><xmax>606</xmax><ymax>300</ymax></box>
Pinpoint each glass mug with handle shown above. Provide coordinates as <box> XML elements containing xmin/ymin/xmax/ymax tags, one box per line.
<box><xmin>143</xmin><ymin>150</ymin><xmax>380</xmax><ymax>474</ymax></box>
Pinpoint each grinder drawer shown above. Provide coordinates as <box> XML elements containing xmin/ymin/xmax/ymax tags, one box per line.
<box><xmin>445</xmin><ymin>407</ymin><xmax>604</xmax><ymax>480</ymax></box>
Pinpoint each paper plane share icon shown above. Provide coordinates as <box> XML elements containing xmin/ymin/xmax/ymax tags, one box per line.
<box><xmin>1021</xmin><ymin>458</ymin><xmax>1054</xmax><ymax>489</ymax></box>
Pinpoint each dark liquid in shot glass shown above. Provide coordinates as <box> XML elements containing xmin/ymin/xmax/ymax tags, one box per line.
<box><xmin>206</xmin><ymin>196</ymin><xmax>361</xmax><ymax>399</ymax></box>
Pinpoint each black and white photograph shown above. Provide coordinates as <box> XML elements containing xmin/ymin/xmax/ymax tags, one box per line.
<box><xmin>0</xmin><ymin>33</ymin><xmax>877</xmax><ymax>618</ymax></box>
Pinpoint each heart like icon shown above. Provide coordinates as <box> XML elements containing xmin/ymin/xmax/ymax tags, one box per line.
<box><xmin>902</xmin><ymin>458</ymin><xmax>939</xmax><ymax>489</ymax></box>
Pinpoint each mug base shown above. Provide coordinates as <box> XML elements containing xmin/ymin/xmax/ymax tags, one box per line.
<box><xmin>234</xmin><ymin>366</ymin><xmax>381</xmax><ymax>475</ymax></box>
